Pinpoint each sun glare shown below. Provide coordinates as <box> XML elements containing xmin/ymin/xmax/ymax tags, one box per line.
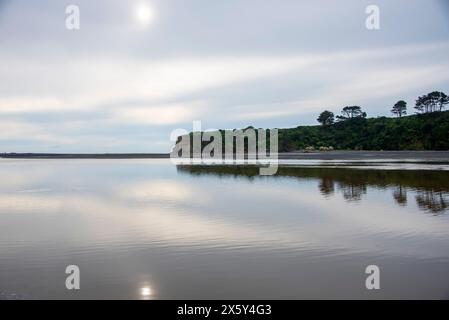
<box><xmin>141</xmin><ymin>286</ymin><xmax>152</xmax><ymax>296</ymax></box>
<box><xmin>135</xmin><ymin>3</ymin><xmax>154</xmax><ymax>26</ymax></box>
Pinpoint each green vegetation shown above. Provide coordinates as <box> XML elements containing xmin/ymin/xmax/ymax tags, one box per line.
<box><xmin>391</xmin><ymin>100</ymin><xmax>407</xmax><ymax>118</ymax></box>
<box><xmin>279</xmin><ymin>110</ymin><xmax>449</xmax><ymax>151</ymax></box>
<box><xmin>317</xmin><ymin>110</ymin><xmax>335</xmax><ymax>126</ymax></box>
<box><xmin>415</xmin><ymin>91</ymin><xmax>449</xmax><ymax>113</ymax></box>
<box><xmin>279</xmin><ymin>91</ymin><xmax>449</xmax><ymax>151</ymax></box>
<box><xmin>336</xmin><ymin>106</ymin><xmax>367</xmax><ymax>121</ymax></box>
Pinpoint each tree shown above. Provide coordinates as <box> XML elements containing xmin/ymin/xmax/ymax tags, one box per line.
<box><xmin>317</xmin><ymin>110</ymin><xmax>335</xmax><ymax>126</ymax></box>
<box><xmin>415</xmin><ymin>91</ymin><xmax>449</xmax><ymax>113</ymax></box>
<box><xmin>415</xmin><ymin>95</ymin><xmax>428</xmax><ymax>113</ymax></box>
<box><xmin>391</xmin><ymin>100</ymin><xmax>407</xmax><ymax>117</ymax></box>
<box><xmin>435</xmin><ymin>91</ymin><xmax>449</xmax><ymax>111</ymax></box>
<box><xmin>336</xmin><ymin>106</ymin><xmax>367</xmax><ymax>121</ymax></box>
<box><xmin>428</xmin><ymin>91</ymin><xmax>440</xmax><ymax>112</ymax></box>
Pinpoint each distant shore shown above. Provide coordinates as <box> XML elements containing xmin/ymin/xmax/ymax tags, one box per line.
<box><xmin>1</xmin><ymin>151</ymin><xmax>449</xmax><ymax>162</ymax></box>
<box><xmin>0</xmin><ymin>153</ymin><xmax>170</xmax><ymax>159</ymax></box>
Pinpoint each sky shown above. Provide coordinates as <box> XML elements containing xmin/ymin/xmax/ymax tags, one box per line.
<box><xmin>0</xmin><ymin>0</ymin><xmax>448</xmax><ymax>153</ymax></box>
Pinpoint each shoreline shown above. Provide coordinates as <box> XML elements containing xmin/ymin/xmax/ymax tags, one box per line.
<box><xmin>0</xmin><ymin>153</ymin><xmax>170</xmax><ymax>159</ymax></box>
<box><xmin>277</xmin><ymin>150</ymin><xmax>449</xmax><ymax>161</ymax></box>
<box><xmin>1</xmin><ymin>151</ymin><xmax>449</xmax><ymax>161</ymax></box>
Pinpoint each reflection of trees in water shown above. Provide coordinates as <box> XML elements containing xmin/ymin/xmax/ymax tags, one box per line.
<box><xmin>393</xmin><ymin>186</ymin><xmax>407</xmax><ymax>206</ymax></box>
<box><xmin>338</xmin><ymin>182</ymin><xmax>367</xmax><ymax>202</ymax></box>
<box><xmin>318</xmin><ymin>177</ymin><xmax>368</xmax><ymax>202</ymax></box>
<box><xmin>177</xmin><ymin>165</ymin><xmax>449</xmax><ymax>214</ymax></box>
<box><xmin>319</xmin><ymin>177</ymin><xmax>335</xmax><ymax>197</ymax></box>
<box><xmin>415</xmin><ymin>190</ymin><xmax>449</xmax><ymax>215</ymax></box>
<box><xmin>322</xmin><ymin>174</ymin><xmax>448</xmax><ymax>213</ymax></box>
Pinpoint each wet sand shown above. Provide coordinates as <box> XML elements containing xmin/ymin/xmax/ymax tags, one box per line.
<box><xmin>278</xmin><ymin>151</ymin><xmax>449</xmax><ymax>162</ymax></box>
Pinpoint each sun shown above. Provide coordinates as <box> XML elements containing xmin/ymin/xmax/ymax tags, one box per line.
<box><xmin>140</xmin><ymin>286</ymin><xmax>152</xmax><ymax>297</ymax></box>
<box><xmin>135</xmin><ymin>2</ymin><xmax>154</xmax><ymax>26</ymax></box>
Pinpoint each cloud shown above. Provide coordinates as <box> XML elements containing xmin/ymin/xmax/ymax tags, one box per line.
<box><xmin>0</xmin><ymin>97</ymin><xmax>64</xmax><ymax>113</ymax></box>
<box><xmin>0</xmin><ymin>55</ymin><xmax>315</xmax><ymax>114</ymax></box>
<box><xmin>112</xmin><ymin>101</ymin><xmax>205</xmax><ymax>125</ymax></box>
<box><xmin>0</xmin><ymin>119</ymin><xmax>75</xmax><ymax>144</ymax></box>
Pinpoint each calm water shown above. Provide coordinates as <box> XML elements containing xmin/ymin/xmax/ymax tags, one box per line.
<box><xmin>0</xmin><ymin>159</ymin><xmax>448</xmax><ymax>299</ymax></box>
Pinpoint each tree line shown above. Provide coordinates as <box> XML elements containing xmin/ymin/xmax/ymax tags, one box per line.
<box><xmin>317</xmin><ymin>91</ymin><xmax>449</xmax><ymax>126</ymax></box>
<box><xmin>178</xmin><ymin>90</ymin><xmax>449</xmax><ymax>153</ymax></box>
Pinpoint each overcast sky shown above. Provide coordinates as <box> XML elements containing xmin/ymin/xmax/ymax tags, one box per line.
<box><xmin>0</xmin><ymin>0</ymin><xmax>448</xmax><ymax>152</ymax></box>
